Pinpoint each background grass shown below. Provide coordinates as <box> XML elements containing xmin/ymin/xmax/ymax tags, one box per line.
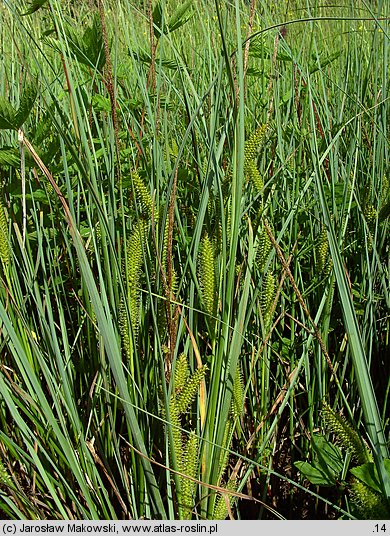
<box><xmin>0</xmin><ymin>0</ymin><xmax>389</xmax><ymax>520</ymax></box>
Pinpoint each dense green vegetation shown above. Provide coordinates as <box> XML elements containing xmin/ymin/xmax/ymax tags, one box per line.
<box><xmin>0</xmin><ymin>0</ymin><xmax>389</xmax><ymax>520</ymax></box>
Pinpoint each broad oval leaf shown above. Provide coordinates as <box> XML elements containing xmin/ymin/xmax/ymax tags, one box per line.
<box><xmin>350</xmin><ymin>459</ymin><xmax>390</xmax><ymax>493</ymax></box>
<box><xmin>312</xmin><ymin>434</ymin><xmax>344</xmax><ymax>476</ymax></box>
<box><xmin>294</xmin><ymin>461</ymin><xmax>337</xmax><ymax>487</ymax></box>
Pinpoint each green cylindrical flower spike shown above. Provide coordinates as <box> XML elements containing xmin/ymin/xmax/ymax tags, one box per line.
<box><xmin>132</xmin><ymin>170</ymin><xmax>154</xmax><ymax>218</ymax></box>
<box><xmin>0</xmin><ymin>196</ymin><xmax>10</xmax><ymax>267</ymax></box>
<box><xmin>213</xmin><ymin>479</ymin><xmax>237</xmax><ymax>520</ymax></box>
<box><xmin>364</xmin><ymin>205</ymin><xmax>377</xmax><ymax>233</ymax></box>
<box><xmin>165</xmin><ymin>355</ymin><xmax>207</xmax><ymax>518</ymax></box>
<box><xmin>126</xmin><ymin>220</ymin><xmax>147</xmax><ymax>336</ymax></box>
<box><xmin>231</xmin><ymin>365</ymin><xmax>245</xmax><ymax>420</ymax></box>
<box><xmin>256</xmin><ymin>220</ymin><xmax>272</xmax><ymax>272</ymax></box>
<box><xmin>219</xmin><ymin>197</ymin><xmax>232</xmax><ymax>251</ymax></box>
<box><xmin>0</xmin><ymin>460</ymin><xmax>11</xmax><ymax>487</ymax></box>
<box><xmin>261</xmin><ymin>272</ymin><xmax>275</xmax><ymax>325</ymax></box>
<box><xmin>350</xmin><ymin>478</ymin><xmax>389</xmax><ymax>519</ymax></box>
<box><xmin>119</xmin><ymin>296</ymin><xmax>132</xmax><ymax>362</ymax></box>
<box><xmin>168</xmin><ymin>395</ymin><xmax>184</xmax><ymax>472</ymax></box>
<box><xmin>217</xmin><ymin>420</ymin><xmax>233</xmax><ymax>486</ymax></box>
<box><xmin>180</xmin><ymin>431</ymin><xmax>199</xmax><ymax>519</ymax></box>
<box><xmin>175</xmin><ymin>365</ymin><xmax>208</xmax><ymax>415</ymax></box>
<box><xmin>322</xmin><ymin>402</ymin><xmax>371</xmax><ymax>465</ymax></box>
<box><xmin>174</xmin><ymin>353</ymin><xmax>188</xmax><ymax>394</ymax></box>
<box><xmin>323</xmin><ymin>257</ymin><xmax>333</xmax><ymax>277</ymax></box>
<box><xmin>316</xmin><ymin>226</ymin><xmax>329</xmax><ymax>274</ymax></box>
<box><xmin>244</xmin><ymin>124</ymin><xmax>268</xmax><ymax>176</ymax></box>
<box><xmin>247</xmin><ymin>160</ymin><xmax>264</xmax><ymax>195</ymax></box>
<box><xmin>364</xmin><ymin>205</ymin><xmax>377</xmax><ymax>252</ymax></box>
<box><xmin>199</xmin><ymin>233</ymin><xmax>216</xmax><ymax>318</ymax></box>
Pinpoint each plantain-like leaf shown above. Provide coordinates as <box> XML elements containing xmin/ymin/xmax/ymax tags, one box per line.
<box><xmin>22</xmin><ymin>0</ymin><xmax>49</xmax><ymax>15</ymax></box>
<box><xmin>0</xmin><ymin>98</ymin><xmax>17</xmax><ymax>130</ymax></box>
<box><xmin>12</xmin><ymin>189</ymin><xmax>51</xmax><ymax>204</ymax></box>
<box><xmin>294</xmin><ymin>435</ymin><xmax>345</xmax><ymax>488</ymax></box>
<box><xmin>14</xmin><ymin>81</ymin><xmax>38</xmax><ymax>128</ymax></box>
<box><xmin>312</xmin><ymin>435</ymin><xmax>344</xmax><ymax>475</ymax></box>
<box><xmin>294</xmin><ymin>461</ymin><xmax>337</xmax><ymax>487</ymax></box>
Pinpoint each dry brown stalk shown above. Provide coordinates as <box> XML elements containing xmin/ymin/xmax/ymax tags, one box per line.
<box><xmin>97</xmin><ymin>0</ymin><xmax>121</xmax><ymax>183</ymax></box>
